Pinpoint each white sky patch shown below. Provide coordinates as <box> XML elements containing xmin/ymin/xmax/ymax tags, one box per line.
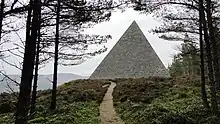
<box><xmin>1</xmin><ymin>8</ymin><xmax>182</xmax><ymax>76</ymax></box>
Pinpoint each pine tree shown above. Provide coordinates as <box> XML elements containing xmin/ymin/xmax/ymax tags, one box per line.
<box><xmin>50</xmin><ymin>0</ymin><xmax>60</xmax><ymax>110</ymax></box>
<box><xmin>0</xmin><ymin>0</ymin><xmax>4</xmax><ymax>42</ymax></box>
<box><xmin>15</xmin><ymin>0</ymin><xmax>41</xmax><ymax>123</ymax></box>
<box><xmin>131</xmin><ymin>0</ymin><xmax>219</xmax><ymax>113</ymax></box>
<box><xmin>169</xmin><ymin>34</ymin><xmax>200</xmax><ymax>78</ymax></box>
<box><xmin>30</xmin><ymin>0</ymin><xmax>41</xmax><ymax>116</ymax></box>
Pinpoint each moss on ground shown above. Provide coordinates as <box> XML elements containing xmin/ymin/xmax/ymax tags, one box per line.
<box><xmin>113</xmin><ymin>77</ymin><xmax>219</xmax><ymax>124</ymax></box>
<box><xmin>0</xmin><ymin>79</ymin><xmax>110</xmax><ymax>124</ymax></box>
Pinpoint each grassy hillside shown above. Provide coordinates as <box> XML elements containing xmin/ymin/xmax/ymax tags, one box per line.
<box><xmin>1</xmin><ymin>77</ymin><xmax>219</xmax><ymax>124</ymax></box>
<box><xmin>0</xmin><ymin>73</ymin><xmax>88</xmax><ymax>93</ymax></box>
<box><xmin>0</xmin><ymin>79</ymin><xmax>110</xmax><ymax>124</ymax></box>
<box><xmin>112</xmin><ymin>77</ymin><xmax>219</xmax><ymax>124</ymax></box>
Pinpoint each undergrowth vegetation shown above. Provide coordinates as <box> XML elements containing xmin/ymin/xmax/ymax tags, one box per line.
<box><xmin>1</xmin><ymin>77</ymin><xmax>219</xmax><ymax>124</ymax></box>
<box><xmin>0</xmin><ymin>79</ymin><xmax>110</xmax><ymax>124</ymax></box>
<box><xmin>113</xmin><ymin>77</ymin><xmax>219</xmax><ymax>124</ymax></box>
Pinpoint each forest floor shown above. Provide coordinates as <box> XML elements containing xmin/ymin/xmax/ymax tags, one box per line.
<box><xmin>100</xmin><ymin>82</ymin><xmax>124</xmax><ymax>124</ymax></box>
<box><xmin>0</xmin><ymin>77</ymin><xmax>220</xmax><ymax>124</ymax></box>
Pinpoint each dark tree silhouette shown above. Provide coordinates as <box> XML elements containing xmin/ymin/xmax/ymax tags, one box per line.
<box><xmin>0</xmin><ymin>0</ymin><xmax>4</xmax><ymax>42</ymax></box>
<box><xmin>15</xmin><ymin>0</ymin><xmax>41</xmax><ymax>123</ymax></box>
<box><xmin>199</xmin><ymin>0</ymin><xmax>209</xmax><ymax>109</ymax></box>
<box><xmin>30</xmin><ymin>1</ymin><xmax>42</xmax><ymax>116</ymax></box>
<box><xmin>131</xmin><ymin>0</ymin><xmax>219</xmax><ymax>113</ymax></box>
<box><xmin>50</xmin><ymin>0</ymin><xmax>60</xmax><ymax>110</ymax></box>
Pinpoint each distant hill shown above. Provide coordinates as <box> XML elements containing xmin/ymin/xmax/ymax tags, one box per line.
<box><xmin>0</xmin><ymin>73</ymin><xmax>88</xmax><ymax>93</ymax></box>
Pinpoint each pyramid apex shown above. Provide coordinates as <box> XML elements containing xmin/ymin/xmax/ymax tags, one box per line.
<box><xmin>132</xmin><ymin>20</ymin><xmax>137</xmax><ymax>23</ymax></box>
<box><xmin>131</xmin><ymin>20</ymin><xmax>138</xmax><ymax>25</ymax></box>
<box><xmin>127</xmin><ymin>20</ymin><xmax>140</xmax><ymax>30</ymax></box>
<box><xmin>89</xmin><ymin>19</ymin><xmax>170</xmax><ymax>79</ymax></box>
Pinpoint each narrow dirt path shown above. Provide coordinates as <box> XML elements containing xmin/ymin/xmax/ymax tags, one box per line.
<box><xmin>100</xmin><ymin>82</ymin><xmax>124</xmax><ymax>124</ymax></box>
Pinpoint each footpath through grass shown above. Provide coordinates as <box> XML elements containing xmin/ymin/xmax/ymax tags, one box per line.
<box><xmin>113</xmin><ymin>77</ymin><xmax>219</xmax><ymax>124</ymax></box>
<box><xmin>0</xmin><ymin>79</ymin><xmax>110</xmax><ymax>124</ymax></box>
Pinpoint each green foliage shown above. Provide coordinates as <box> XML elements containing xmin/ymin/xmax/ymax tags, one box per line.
<box><xmin>28</xmin><ymin>102</ymin><xmax>100</xmax><ymax>124</ymax></box>
<box><xmin>0</xmin><ymin>113</ymin><xmax>13</xmax><ymax>123</ymax></box>
<box><xmin>169</xmin><ymin>34</ymin><xmax>200</xmax><ymax>77</ymax></box>
<box><xmin>168</xmin><ymin>55</ymin><xmax>184</xmax><ymax>77</ymax></box>
<box><xmin>113</xmin><ymin>77</ymin><xmax>172</xmax><ymax>104</ymax></box>
<box><xmin>113</xmin><ymin>77</ymin><xmax>218</xmax><ymax>124</ymax></box>
<box><xmin>0</xmin><ymin>79</ymin><xmax>110</xmax><ymax>124</ymax></box>
<box><xmin>0</xmin><ymin>92</ymin><xmax>16</xmax><ymax>114</ymax></box>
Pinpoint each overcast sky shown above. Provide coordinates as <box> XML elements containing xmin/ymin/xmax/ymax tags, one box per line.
<box><xmin>2</xmin><ymin>9</ymin><xmax>182</xmax><ymax>76</ymax></box>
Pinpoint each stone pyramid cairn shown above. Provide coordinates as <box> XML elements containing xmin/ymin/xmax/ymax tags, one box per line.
<box><xmin>90</xmin><ymin>21</ymin><xmax>170</xmax><ymax>79</ymax></box>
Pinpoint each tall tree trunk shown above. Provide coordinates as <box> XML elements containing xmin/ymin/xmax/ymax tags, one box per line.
<box><xmin>199</xmin><ymin>0</ymin><xmax>218</xmax><ymax>115</ymax></box>
<box><xmin>50</xmin><ymin>0</ymin><xmax>60</xmax><ymax>110</ymax></box>
<box><xmin>0</xmin><ymin>0</ymin><xmax>5</xmax><ymax>42</ymax></box>
<box><xmin>30</xmin><ymin>1</ymin><xmax>41</xmax><ymax>116</ymax></box>
<box><xmin>199</xmin><ymin>1</ymin><xmax>209</xmax><ymax>109</ymax></box>
<box><xmin>15</xmin><ymin>0</ymin><xmax>40</xmax><ymax>123</ymax></box>
<box><xmin>206</xmin><ymin>0</ymin><xmax>220</xmax><ymax>89</ymax></box>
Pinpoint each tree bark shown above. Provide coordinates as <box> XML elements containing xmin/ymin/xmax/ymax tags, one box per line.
<box><xmin>0</xmin><ymin>0</ymin><xmax>5</xmax><ymax>42</ymax></box>
<box><xmin>199</xmin><ymin>0</ymin><xmax>218</xmax><ymax>115</ymax></box>
<box><xmin>199</xmin><ymin>0</ymin><xmax>209</xmax><ymax>109</ymax></box>
<box><xmin>206</xmin><ymin>0</ymin><xmax>220</xmax><ymax>90</ymax></box>
<box><xmin>30</xmin><ymin>1</ymin><xmax>41</xmax><ymax>116</ymax></box>
<box><xmin>15</xmin><ymin>0</ymin><xmax>40</xmax><ymax>123</ymax></box>
<box><xmin>50</xmin><ymin>0</ymin><xmax>60</xmax><ymax>110</ymax></box>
